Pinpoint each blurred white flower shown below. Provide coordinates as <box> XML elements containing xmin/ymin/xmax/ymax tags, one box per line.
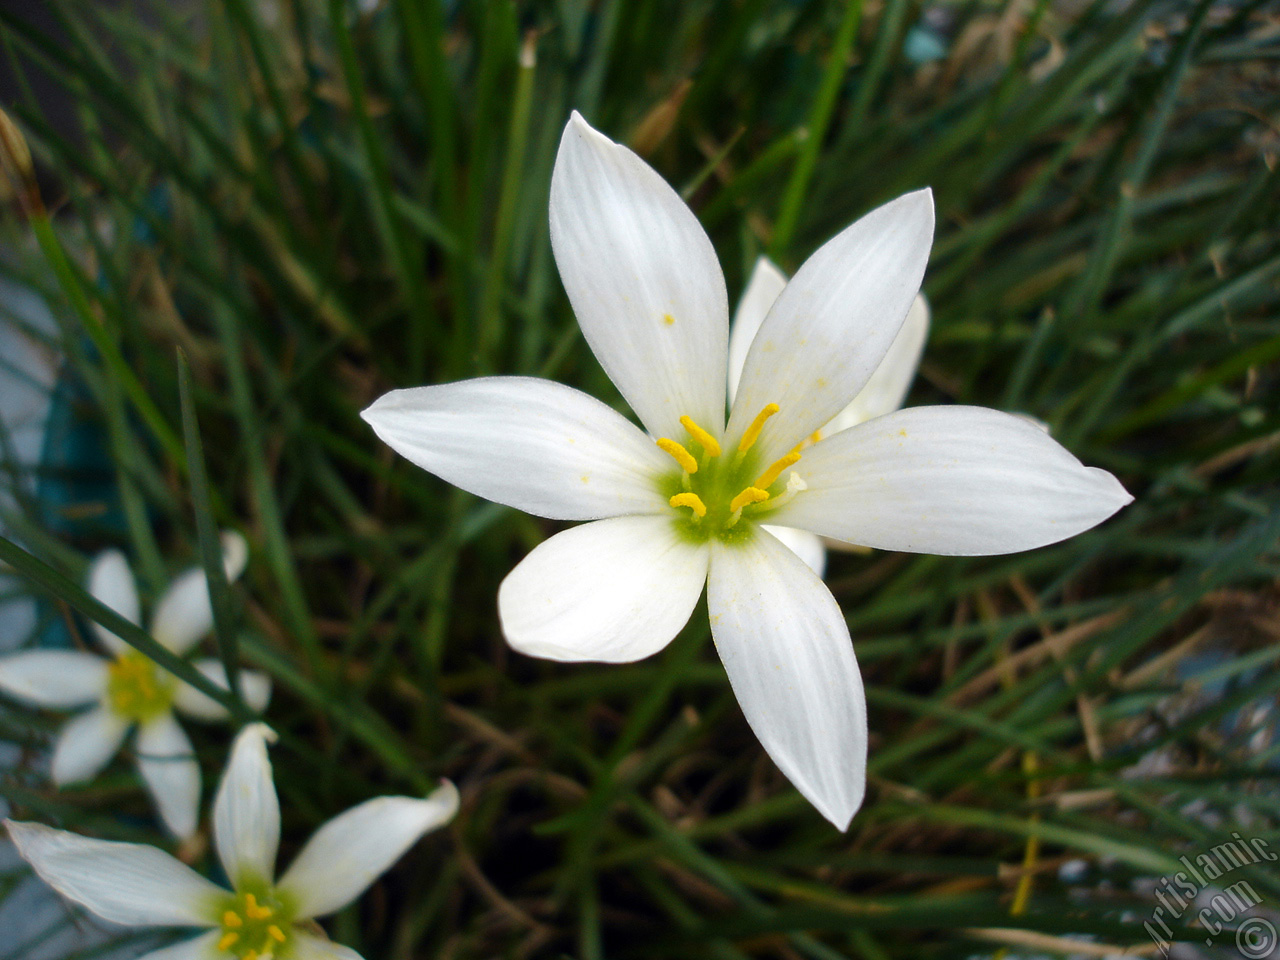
<box><xmin>363</xmin><ymin>112</ymin><xmax>1132</xmax><ymax>829</ymax></box>
<box><xmin>0</xmin><ymin>533</ymin><xmax>271</xmax><ymax>839</ymax></box>
<box><xmin>7</xmin><ymin>724</ymin><xmax>459</xmax><ymax>960</ymax></box>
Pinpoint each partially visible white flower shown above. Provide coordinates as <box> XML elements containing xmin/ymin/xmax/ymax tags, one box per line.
<box><xmin>0</xmin><ymin>533</ymin><xmax>271</xmax><ymax>839</ymax></box>
<box><xmin>6</xmin><ymin>724</ymin><xmax>459</xmax><ymax>960</ymax></box>
<box><xmin>727</xmin><ymin>256</ymin><xmax>931</xmax><ymax>575</ymax></box>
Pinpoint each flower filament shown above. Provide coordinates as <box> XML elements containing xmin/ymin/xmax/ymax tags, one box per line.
<box><xmin>217</xmin><ymin>890</ymin><xmax>290</xmax><ymax>960</ymax></box>
<box><xmin>105</xmin><ymin>651</ymin><xmax>174</xmax><ymax>723</ymax></box>
<box><xmin>656</xmin><ymin>404</ymin><xmax>805</xmax><ymax>541</ymax></box>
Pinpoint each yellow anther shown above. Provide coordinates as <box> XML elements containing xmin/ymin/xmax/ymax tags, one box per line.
<box><xmin>669</xmin><ymin>492</ymin><xmax>707</xmax><ymax>518</ymax></box>
<box><xmin>729</xmin><ymin>487</ymin><xmax>769</xmax><ymax>513</ymax></box>
<box><xmin>244</xmin><ymin>952</ymin><xmax>259</xmax><ymax>960</ymax></box>
<box><xmin>243</xmin><ymin>893</ymin><xmax>273</xmax><ymax>920</ymax></box>
<box><xmin>223</xmin><ymin>911</ymin><xmax>243</xmax><ymax>927</ymax></box>
<box><xmin>656</xmin><ymin>437</ymin><xmax>698</xmax><ymax>474</ymax></box>
<box><xmin>737</xmin><ymin>403</ymin><xmax>779</xmax><ymax>453</ymax></box>
<box><xmin>218</xmin><ymin>931</ymin><xmax>240</xmax><ymax>951</ymax></box>
<box><xmin>754</xmin><ymin>452</ymin><xmax>801</xmax><ymax>491</ymax></box>
<box><xmin>268</xmin><ymin>926</ymin><xmax>287</xmax><ymax>943</ymax></box>
<box><xmin>679</xmin><ymin>416</ymin><xmax>721</xmax><ymax>457</ymax></box>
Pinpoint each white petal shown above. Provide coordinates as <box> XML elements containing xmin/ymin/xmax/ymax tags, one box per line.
<box><xmin>760</xmin><ymin>525</ymin><xmax>826</xmax><ymax>577</ymax></box>
<box><xmin>1012</xmin><ymin>411</ymin><xmax>1052</xmax><ymax>432</ymax></box>
<box><xmin>5</xmin><ymin>819</ymin><xmax>223</xmax><ymax>927</ymax></box>
<box><xmin>150</xmin><ymin>531</ymin><xmax>249</xmax><ymax>654</ymax></box>
<box><xmin>136</xmin><ymin>715</ymin><xmax>201</xmax><ymax>840</ymax></box>
<box><xmin>219</xmin><ymin>530</ymin><xmax>249</xmax><ymax>580</ymax></box>
<box><xmin>291</xmin><ymin>931</ymin><xmax>367</xmax><ymax>960</ymax></box>
<box><xmin>362</xmin><ymin>377</ymin><xmax>670</xmax><ymax>521</ymax></box>
<box><xmin>773</xmin><ymin>405</ymin><xmax>1134</xmax><ymax>555</ymax></box>
<box><xmin>213</xmin><ymin>723</ymin><xmax>280</xmax><ymax>889</ymax></box>
<box><xmin>549</xmin><ymin>112</ymin><xmax>729</xmax><ymax>440</ymax></box>
<box><xmin>52</xmin><ymin>708</ymin><xmax>129</xmax><ymax>785</ymax></box>
<box><xmin>0</xmin><ymin>651</ymin><xmax>107</xmax><ymax>708</ymax></box>
<box><xmin>727</xmin><ymin>190</ymin><xmax>934</xmax><ymax>458</ymax></box>
<box><xmin>727</xmin><ymin>257</ymin><xmax>788</xmax><ymax>404</ymax></box>
<box><xmin>498</xmin><ymin>516</ymin><xmax>708</xmax><ymax>663</ymax></box>
<box><xmin>135</xmin><ymin>931</ymin><xmax>222</xmax><ymax>960</ymax></box>
<box><xmin>172</xmin><ymin>660</ymin><xmax>272</xmax><ymax>722</ymax></box>
<box><xmin>707</xmin><ymin>530</ymin><xmax>867</xmax><ymax>830</ymax></box>
<box><xmin>278</xmin><ymin>781</ymin><xmax>459</xmax><ymax>920</ymax></box>
<box><xmin>824</xmin><ymin>293</ymin><xmax>929</xmax><ymax>434</ymax></box>
<box><xmin>87</xmin><ymin>549</ymin><xmax>140</xmax><ymax>656</ymax></box>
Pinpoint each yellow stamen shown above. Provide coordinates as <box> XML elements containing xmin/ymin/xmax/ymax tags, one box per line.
<box><xmin>244</xmin><ymin>952</ymin><xmax>259</xmax><ymax>960</ymax></box>
<box><xmin>656</xmin><ymin>437</ymin><xmax>698</xmax><ymax>474</ymax></box>
<box><xmin>222</xmin><ymin>911</ymin><xmax>243</xmax><ymax>927</ymax></box>
<box><xmin>244</xmin><ymin>893</ymin><xmax>273</xmax><ymax>920</ymax></box>
<box><xmin>218</xmin><ymin>931</ymin><xmax>240</xmax><ymax>951</ymax></box>
<box><xmin>679</xmin><ymin>415</ymin><xmax>721</xmax><ymax>457</ymax></box>
<box><xmin>267</xmin><ymin>925</ymin><xmax>287</xmax><ymax>943</ymax></box>
<box><xmin>737</xmin><ymin>403</ymin><xmax>779</xmax><ymax>453</ymax></box>
<box><xmin>754</xmin><ymin>452</ymin><xmax>801</xmax><ymax>491</ymax></box>
<box><xmin>669</xmin><ymin>492</ymin><xmax>707</xmax><ymax>518</ymax></box>
<box><xmin>729</xmin><ymin>487</ymin><xmax>769</xmax><ymax>513</ymax></box>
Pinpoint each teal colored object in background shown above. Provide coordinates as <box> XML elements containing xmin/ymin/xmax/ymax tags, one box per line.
<box><xmin>32</xmin><ymin>367</ymin><xmax>124</xmax><ymax>650</ymax></box>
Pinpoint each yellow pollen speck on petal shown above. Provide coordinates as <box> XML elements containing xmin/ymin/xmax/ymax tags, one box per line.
<box><xmin>663</xmin><ymin>313</ymin><xmax>675</xmax><ymax>326</ymax></box>
<box><xmin>729</xmin><ymin>487</ymin><xmax>769</xmax><ymax>512</ymax></box>
<box><xmin>738</xmin><ymin>403</ymin><xmax>779</xmax><ymax>454</ymax></box>
<box><xmin>679</xmin><ymin>415</ymin><xmax>721</xmax><ymax>457</ymax></box>
<box><xmin>754</xmin><ymin>452</ymin><xmax>801</xmax><ymax>490</ymax></box>
<box><xmin>669</xmin><ymin>492</ymin><xmax>707</xmax><ymax>518</ymax></box>
<box><xmin>810</xmin><ymin>430</ymin><xmax>823</xmax><ymax>444</ymax></box>
<box><xmin>268</xmin><ymin>926</ymin><xmax>287</xmax><ymax>943</ymax></box>
<box><xmin>656</xmin><ymin>438</ymin><xmax>698</xmax><ymax>474</ymax></box>
<box><xmin>223</xmin><ymin>911</ymin><xmax>243</xmax><ymax>927</ymax></box>
<box><xmin>218</xmin><ymin>931</ymin><xmax>240</xmax><ymax>951</ymax></box>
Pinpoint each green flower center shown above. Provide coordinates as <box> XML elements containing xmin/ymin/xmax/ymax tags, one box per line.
<box><xmin>105</xmin><ymin>651</ymin><xmax>174</xmax><ymax>723</ymax></box>
<box><xmin>216</xmin><ymin>889</ymin><xmax>293</xmax><ymax>960</ymax></box>
<box><xmin>656</xmin><ymin>405</ymin><xmax>810</xmax><ymax>544</ymax></box>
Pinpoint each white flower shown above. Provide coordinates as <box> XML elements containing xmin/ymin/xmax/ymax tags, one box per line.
<box><xmin>6</xmin><ymin>724</ymin><xmax>459</xmax><ymax>960</ymax></box>
<box><xmin>362</xmin><ymin>112</ymin><xmax>1132</xmax><ymax>829</ymax></box>
<box><xmin>728</xmin><ymin>256</ymin><xmax>932</xmax><ymax>576</ymax></box>
<box><xmin>0</xmin><ymin>533</ymin><xmax>271</xmax><ymax>839</ymax></box>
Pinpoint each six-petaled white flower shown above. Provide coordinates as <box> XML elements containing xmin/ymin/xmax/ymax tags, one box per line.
<box><xmin>362</xmin><ymin>112</ymin><xmax>1132</xmax><ymax>829</ymax></box>
<box><xmin>6</xmin><ymin>724</ymin><xmax>460</xmax><ymax>960</ymax></box>
<box><xmin>0</xmin><ymin>533</ymin><xmax>271</xmax><ymax>838</ymax></box>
